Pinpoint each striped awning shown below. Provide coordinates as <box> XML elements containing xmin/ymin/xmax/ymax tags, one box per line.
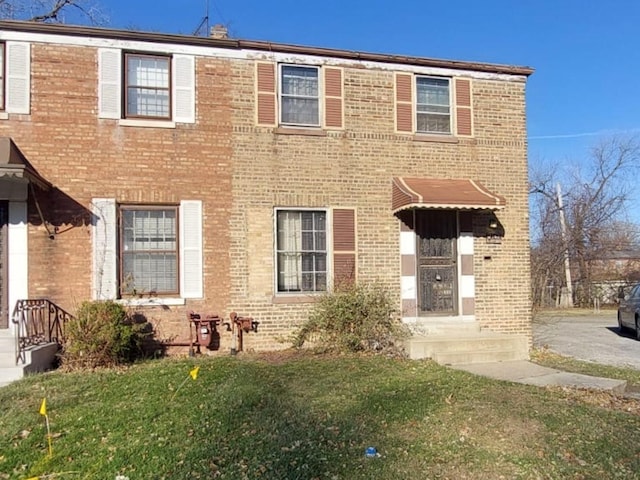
<box><xmin>0</xmin><ymin>137</ymin><xmax>51</xmax><ymax>190</ymax></box>
<box><xmin>392</xmin><ymin>177</ymin><xmax>505</xmax><ymax>214</ymax></box>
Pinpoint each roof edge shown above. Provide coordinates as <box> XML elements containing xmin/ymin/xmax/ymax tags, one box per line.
<box><xmin>0</xmin><ymin>20</ymin><xmax>534</xmax><ymax>76</ymax></box>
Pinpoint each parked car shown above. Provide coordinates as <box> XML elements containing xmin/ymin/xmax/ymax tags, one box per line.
<box><xmin>617</xmin><ymin>284</ymin><xmax>640</xmax><ymax>339</ymax></box>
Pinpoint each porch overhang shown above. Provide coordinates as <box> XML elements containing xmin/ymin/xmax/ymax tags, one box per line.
<box><xmin>392</xmin><ymin>177</ymin><xmax>506</xmax><ymax>214</ymax></box>
<box><xmin>0</xmin><ymin>137</ymin><xmax>51</xmax><ymax>191</ymax></box>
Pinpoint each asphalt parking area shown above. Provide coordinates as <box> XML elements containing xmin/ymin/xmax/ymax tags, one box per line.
<box><xmin>533</xmin><ymin>309</ymin><xmax>640</xmax><ymax>370</ymax></box>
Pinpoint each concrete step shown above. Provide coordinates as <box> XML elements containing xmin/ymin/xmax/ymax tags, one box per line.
<box><xmin>435</xmin><ymin>348</ymin><xmax>528</xmax><ymax>365</ymax></box>
<box><xmin>0</xmin><ymin>333</ymin><xmax>15</xmax><ymax>365</ymax></box>
<box><xmin>408</xmin><ymin>320</ymin><xmax>481</xmax><ymax>336</ymax></box>
<box><xmin>0</xmin><ymin>328</ymin><xmax>61</xmax><ymax>387</ymax></box>
<box><xmin>405</xmin><ymin>331</ymin><xmax>529</xmax><ymax>365</ymax></box>
<box><xmin>0</xmin><ymin>365</ymin><xmax>24</xmax><ymax>387</ymax></box>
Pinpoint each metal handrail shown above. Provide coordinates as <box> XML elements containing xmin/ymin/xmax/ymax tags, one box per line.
<box><xmin>11</xmin><ymin>299</ymin><xmax>72</xmax><ymax>365</ymax></box>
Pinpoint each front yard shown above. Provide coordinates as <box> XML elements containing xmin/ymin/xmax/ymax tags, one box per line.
<box><xmin>1</xmin><ymin>352</ymin><xmax>640</xmax><ymax>479</ymax></box>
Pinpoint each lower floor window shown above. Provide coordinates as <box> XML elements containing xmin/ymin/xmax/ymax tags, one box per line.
<box><xmin>120</xmin><ymin>206</ymin><xmax>178</xmax><ymax>295</ymax></box>
<box><xmin>276</xmin><ymin>210</ymin><xmax>327</xmax><ymax>292</ymax></box>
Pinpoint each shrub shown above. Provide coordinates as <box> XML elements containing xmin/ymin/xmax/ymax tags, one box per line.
<box><xmin>61</xmin><ymin>300</ymin><xmax>147</xmax><ymax>369</ymax></box>
<box><xmin>293</xmin><ymin>283</ymin><xmax>409</xmax><ymax>354</ymax></box>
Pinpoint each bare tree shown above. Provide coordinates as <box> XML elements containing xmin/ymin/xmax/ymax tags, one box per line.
<box><xmin>0</xmin><ymin>0</ymin><xmax>106</xmax><ymax>24</ymax></box>
<box><xmin>530</xmin><ymin>135</ymin><xmax>640</xmax><ymax>307</ymax></box>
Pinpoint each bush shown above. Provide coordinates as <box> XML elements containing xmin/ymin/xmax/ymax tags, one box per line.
<box><xmin>293</xmin><ymin>283</ymin><xmax>409</xmax><ymax>354</ymax></box>
<box><xmin>61</xmin><ymin>300</ymin><xmax>147</xmax><ymax>369</ymax></box>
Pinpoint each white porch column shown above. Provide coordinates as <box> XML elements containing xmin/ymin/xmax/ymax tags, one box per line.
<box><xmin>8</xmin><ymin>201</ymin><xmax>28</xmax><ymax>333</ymax></box>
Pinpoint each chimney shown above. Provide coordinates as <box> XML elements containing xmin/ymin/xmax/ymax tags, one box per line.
<box><xmin>210</xmin><ymin>24</ymin><xmax>229</xmax><ymax>39</ymax></box>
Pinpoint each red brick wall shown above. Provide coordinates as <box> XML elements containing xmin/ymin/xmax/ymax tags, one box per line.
<box><xmin>1</xmin><ymin>43</ymin><xmax>233</xmax><ymax>350</ymax></box>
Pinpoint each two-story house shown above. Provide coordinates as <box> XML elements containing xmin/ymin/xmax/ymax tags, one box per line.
<box><xmin>0</xmin><ymin>20</ymin><xmax>533</xmax><ymax>360</ymax></box>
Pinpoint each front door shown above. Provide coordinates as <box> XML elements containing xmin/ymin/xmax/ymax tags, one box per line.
<box><xmin>416</xmin><ymin>210</ymin><xmax>458</xmax><ymax>315</ymax></box>
<box><xmin>0</xmin><ymin>201</ymin><xmax>7</xmax><ymax>328</ymax></box>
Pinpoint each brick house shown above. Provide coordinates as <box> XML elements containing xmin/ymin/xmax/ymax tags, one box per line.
<box><xmin>0</xmin><ymin>20</ymin><xmax>533</xmax><ymax>358</ymax></box>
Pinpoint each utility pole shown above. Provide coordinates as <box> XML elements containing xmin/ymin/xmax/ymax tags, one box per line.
<box><xmin>557</xmin><ymin>183</ymin><xmax>574</xmax><ymax>307</ymax></box>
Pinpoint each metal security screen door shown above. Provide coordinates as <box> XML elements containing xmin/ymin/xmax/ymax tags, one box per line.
<box><xmin>416</xmin><ymin>210</ymin><xmax>458</xmax><ymax>315</ymax></box>
<box><xmin>0</xmin><ymin>202</ymin><xmax>7</xmax><ymax>328</ymax></box>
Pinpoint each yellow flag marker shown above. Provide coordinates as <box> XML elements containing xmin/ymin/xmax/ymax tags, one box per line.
<box><xmin>171</xmin><ymin>366</ymin><xmax>201</xmax><ymax>400</ymax></box>
<box><xmin>39</xmin><ymin>398</ymin><xmax>53</xmax><ymax>457</ymax></box>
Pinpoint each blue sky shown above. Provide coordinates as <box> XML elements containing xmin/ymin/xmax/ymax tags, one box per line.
<box><xmin>85</xmin><ymin>0</ymin><xmax>640</xmax><ymax>177</ymax></box>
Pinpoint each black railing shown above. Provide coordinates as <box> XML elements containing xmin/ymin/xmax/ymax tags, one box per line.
<box><xmin>12</xmin><ymin>299</ymin><xmax>73</xmax><ymax>365</ymax></box>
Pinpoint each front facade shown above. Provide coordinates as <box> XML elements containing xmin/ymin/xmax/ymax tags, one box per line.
<box><xmin>0</xmin><ymin>21</ymin><xmax>533</xmax><ymax>352</ymax></box>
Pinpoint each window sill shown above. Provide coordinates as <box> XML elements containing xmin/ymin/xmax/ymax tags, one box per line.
<box><xmin>119</xmin><ymin>119</ymin><xmax>176</xmax><ymax>129</ymax></box>
<box><xmin>0</xmin><ymin>112</ymin><xmax>8</xmax><ymax>120</ymax></box>
<box><xmin>272</xmin><ymin>294</ymin><xmax>321</xmax><ymax>304</ymax></box>
<box><xmin>275</xmin><ymin>127</ymin><xmax>327</xmax><ymax>137</ymax></box>
<box><xmin>117</xmin><ymin>297</ymin><xmax>186</xmax><ymax>307</ymax></box>
<box><xmin>412</xmin><ymin>134</ymin><xmax>459</xmax><ymax>144</ymax></box>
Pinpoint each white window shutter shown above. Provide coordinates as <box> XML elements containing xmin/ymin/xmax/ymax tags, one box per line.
<box><xmin>98</xmin><ymin>48</ymin><xmax>121</xmax><ymax>119</ymax></box>
<box><xmin>180</xmin><ymin>200</ymin><xmax>203</xmax><ymax>298</ymax></box>
<box><xmin>173</xmin><ymin>55</ymin><xmax>195</xmax><ymax>124</ymax></box>
<box><xmin>92</xmin><ymin>198</ymin><xmax>117</xmax><ymax>300</ymax></box>
<box><xmin>6</xmin><ymin>42</ymin><xmax>30</xmax><ymax>114</ymax></box>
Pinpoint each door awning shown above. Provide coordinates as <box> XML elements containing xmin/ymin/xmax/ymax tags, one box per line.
<box><xmin>392</xmin><ymin>177</ymin><xmax>506</xmax><ymax>214</ymax></box>
<box><xmin>0</xmin><ymin>137</ymin><xmax>51</xmax><ymax>190</ymax></box>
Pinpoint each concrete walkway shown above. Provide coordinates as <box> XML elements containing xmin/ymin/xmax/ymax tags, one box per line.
<box><xmin>448</xmin><ymin>310</ymin><xmax>639</xmax><ymax>395</ymax></box>
<box><xmin>452</xmin><ymin>360</ymin><xmax>628</xmax><ymax>394</ymax></box>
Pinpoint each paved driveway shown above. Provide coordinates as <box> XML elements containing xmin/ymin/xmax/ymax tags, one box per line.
<box><xmin>533</xmin><ymin>309</ymin><xmax>640</xmax><ymax>369</ymax></box>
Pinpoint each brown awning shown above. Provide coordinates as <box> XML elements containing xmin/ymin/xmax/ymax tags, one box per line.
<box><xmin>392</xmin><ymin>177</ymin><xmax>505</xmax><ymax>213</ymax></box>
<box><xmin>0</xmin><ymin>137</ymin><xmax>51</xmax><ymax>190</ymax></box>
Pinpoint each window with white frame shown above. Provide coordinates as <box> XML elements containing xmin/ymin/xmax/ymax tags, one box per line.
<box><xmin>279</xmin><ymin>65</ymin><xmax>320</xmax><ymax>126</ymax></box>
<box><xmin>99</xmin><ymin>49</ymin><xmax>195</xmax><ymax>124</ymax></box>
<box><xmin>119</xmin><ymin>206</ymin><xmax>178</xmax><ymax>295</ymax></box>
<box><xmin>276</xmin><ymin>210</ymin><xmax>327</xmax><ymax>292</ymax></box>
<box><xmin>416</xmin><ymin>76</ymin><xmax>451</xmax><ymax>134</ymax></box>
<box><xmin>125</xmin><ymin>53</ymin><xmax>171</xmax><ymax>119</ymax></box>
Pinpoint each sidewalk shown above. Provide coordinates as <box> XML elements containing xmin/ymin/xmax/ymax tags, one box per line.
<box><xmin>452</xmin><ymin>360</ymin><xmax>628</xmax><ymax>395</ymax></box>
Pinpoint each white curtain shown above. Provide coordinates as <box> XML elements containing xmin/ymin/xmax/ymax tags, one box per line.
<box><xmin>277</xmin><ymin>211</ymin><xmax>302</xmax><ymax>291</ymax></box>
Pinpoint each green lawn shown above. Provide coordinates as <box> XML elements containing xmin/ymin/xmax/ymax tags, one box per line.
<box><xmin>1</xmin><ymin>352</ymin><xmax>640</xmax><ymax>479</ymax></box>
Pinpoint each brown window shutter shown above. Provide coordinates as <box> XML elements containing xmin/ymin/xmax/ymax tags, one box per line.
<box><xmin>256</xmin><ymin>62</ymin><xmax>276</xmax><ymax>126</ymax></box>
<box><xmin>395</xmin><ymin>73</ymin><xmax>413</xmax><ymax>133</ymax></box>
<box><xmin>324</xmin><ymin>67</ymin><xmax>343</xmax><ymax>129</ymax></box>
<box><xmin>333</xmin><ymin>208</ymin><xmax>356</xmax><ymax>287</ymax></box>
<box><xmin>455</xmin><ymin>78</ymin><xmax>473</xmax><ymax>136</ymax></box>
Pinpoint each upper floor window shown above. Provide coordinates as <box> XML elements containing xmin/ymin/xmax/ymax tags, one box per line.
<box><xmin>279</xmin><ymin>65</ymin><xmax>320</xmax><ymax>127</ymax></box>
<box><xmin>416</xmin><ymin>76</ymin><xmax>451</xmax><ymax>134</ymax></box>
<box><xmin>119</xmin><ymin>205</ymin><xmax>178</xmax><ymax>296</ymax></box>
<box><xmin>125</xmin><ymin>53</ymin><xmax>171</xmax><ymax>119</ymax></box>
<box><xmin>256</xmin><ymin>62</ymin><xmax>343</xmax><ymax>130</ymax></box>
<box><xmin>98</xmin><ymin>48</ymin><xmax>195</xmax><ymax>124</ymax></box>
<box><xmin>396</xmin><ymin>73</ymin><xmax>471</xmax><ymax>137</ymax></box>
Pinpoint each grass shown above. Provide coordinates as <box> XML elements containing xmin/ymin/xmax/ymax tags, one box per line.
<box><xmin>1</xmin><ymin>352</ymin><xmax>640</xmax><ymax>479</ymax></box>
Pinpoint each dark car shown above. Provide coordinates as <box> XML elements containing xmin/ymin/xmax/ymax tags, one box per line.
<box><xmin>618</xmin><ymin>284</ymin><xmax>640</xmax><ymax>339</ymax></box>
